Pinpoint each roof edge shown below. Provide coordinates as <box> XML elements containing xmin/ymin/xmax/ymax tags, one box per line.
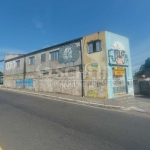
<box><xmin>5</xmin><ymin>37</ymin><xmax>82</xmax><ymax>62</ymax></box>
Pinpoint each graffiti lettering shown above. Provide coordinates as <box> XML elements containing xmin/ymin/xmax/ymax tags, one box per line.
<box><xmin>108</xmin><ymin>49</ymin><xmax>128</xmax><ymax>65</ymax></box>
<box><xmin>128</xmin><ymin>80</ymin><xmax>133</xmax><ymax>87</ymax></box>
<box><xmin>6</xmin><ymin>61</ymin><xmax>16</xmax><ymax>70</ymax></box>
<box><xmin>16</xmin><ymin>79</ymin><xmax>33</xmax><ymax>87</ymax></box>
<box><xmin>113</xmin><ymin>76</ymin><xmax>125</xmax><ymax>86</ymax></box>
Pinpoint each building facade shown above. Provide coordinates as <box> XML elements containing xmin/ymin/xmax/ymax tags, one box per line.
<box><xmin>4</xmin><ymin>31</ymin><xmax>134</xmax><ymax>99</ymax></box>
<box><xmin>133</xmin><ymin>68</ymin><xmax>150</xmax><ymax>95</ymax></box>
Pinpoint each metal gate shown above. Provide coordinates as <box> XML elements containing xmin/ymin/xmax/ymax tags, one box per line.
<box><xmin>113</xmin><ymin>68</ymin><xmax>127</xmax><ymax>95</ymax></box>
<box><xmin>139</xmin><ymin>81</ymin><xmax>150</xmax><ymax>95</ymax></box>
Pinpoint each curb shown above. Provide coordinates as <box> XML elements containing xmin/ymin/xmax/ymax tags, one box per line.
<box><xmin>123</xmin><ymin>107</ymin><xmax>146</xmax><ymax>113</ymax></box>
<box><xmin>0</xmin><ymin>87</ymin><xmax>147</xmax><ymax>113</ymax></box>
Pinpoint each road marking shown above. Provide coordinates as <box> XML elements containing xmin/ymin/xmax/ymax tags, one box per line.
<box><xmin>0</xmin><ymin>147</ymin><xmax>3</xmax><ymax>150</ymax></box>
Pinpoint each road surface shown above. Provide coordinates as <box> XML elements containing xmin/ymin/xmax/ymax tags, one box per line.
<box><xmin>0</xmin><ymin>89</ymin><xmax>150</xmax><ymax>150</ymax></box>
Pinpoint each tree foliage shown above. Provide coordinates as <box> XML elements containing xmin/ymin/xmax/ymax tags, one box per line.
<box><xmin>145</xmin><ymin>57</ymin><xmax>150</xmax><ymax>68</ymax></box>
<box><xmin>134</xmin><ymin>57</ymin><xmax>150</xmax><ymax>77</ymax></box>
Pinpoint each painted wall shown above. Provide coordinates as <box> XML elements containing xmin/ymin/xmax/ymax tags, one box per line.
<box><xmin>4</xmin><ymin>70</ymin><xmax>82</xmax><ymax>96</ymax></box>
<box><xmin>4</xmin><ymin>74</ymin><xmax>24</xmax><ymax>88</ymax></box>
<box><xmin>105</xmin><ymin>31</ymin><xmax>134</xmax><ymax>98</ymax></box>
<box><xmin>4</xmin><ymin>57</ymin><xmax>24</xmax><ymax>76</ymax></box>
<box><xmin>4</xmin><ymin>55</ymin><xmax>25</xmax><ymax>88</ymax></box>
<box><xmin>82</xmin><ymin>32</ymin><xmax>108</xmax><ymax>98</ymax></box>
<box><xmin>26</xmin><ymin>41</ymin><xmax>81</xmax><ymax>73</ymax></box>
<box><xmin>3</xmin><ymin>31</ymin><xmax>134</xmax><ymax>99</ymax></box>
<box><xmin>4</xmin><ymin>40</ymin><xmax>82</xmax><ymax>96</ymax></box>
<box><xmin>24</xmin><ymin>66</ymin><xmax>82</xmax><ymax>95</ymax></box>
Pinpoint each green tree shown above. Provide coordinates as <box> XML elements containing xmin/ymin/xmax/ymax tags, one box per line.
<box><xmin>145</xmin><ymin>58</ymin><xmax>150</xmax><ymax>68</ymax></box>
<box><xmin>134</xmin><ymin>57</ymin><xmax>150</xmax><ymax>77</ymax></box>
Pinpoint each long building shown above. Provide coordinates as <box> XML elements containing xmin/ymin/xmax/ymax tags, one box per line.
<box><xmin>3</xmin><ymin>31</ymin><xmax>134</xmax><ymax>99</ymax></box>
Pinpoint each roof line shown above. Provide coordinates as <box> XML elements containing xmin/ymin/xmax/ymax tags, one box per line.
<box><xmin>5</xmin><ymin>37</ymin><xmax>82</xmax><ymax>62</ymax></box>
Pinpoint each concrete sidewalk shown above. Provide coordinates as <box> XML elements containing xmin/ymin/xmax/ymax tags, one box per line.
<box><xmin>0</xmin><ymin>86</ymin><xmax>150</xmax><ymax>114</ymax></box>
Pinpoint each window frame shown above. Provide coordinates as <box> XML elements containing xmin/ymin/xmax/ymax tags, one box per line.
<box><xmin>87</xmin><ymin>40</ymin><xmax>102</xmax><ymax>54</ymax></box>
<box><xmin>49</xmin><ymin>50</ymin><xmax>59</xmax><ymax>60</ymax></box>
<box><xmin>16</xmin><ymin>60</ymin><xmax>20</xmax><ymax>67</ymax></box>
<box><xmin>29</xmin><ymin>56</ymin><xmax>35</xmax><ymax>65</ymax></box>
<box><xmin>41</xmin><ymin>53</ymin><xmax>46</xmax><ymax>63</ymax></box>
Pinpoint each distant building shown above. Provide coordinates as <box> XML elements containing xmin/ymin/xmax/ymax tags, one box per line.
<box><xmin>3</xmin><ymin>31</ymin><xmax>134</xmax><ymax>99</ymax></box>
<box><xmin>144</xmin><ymin>69</ymin><xmax>150</xmax><ymax>78</ymax></box>
<box><xmin>133</xmin><ymin>68</ymin><xmax>150</xmax><ymax>95</ymax></box>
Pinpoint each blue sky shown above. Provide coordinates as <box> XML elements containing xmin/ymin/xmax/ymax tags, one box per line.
<box><xmin>0</xmin><ymin>0</ymin><xmax>150</xmax><ymax>72</ymax></box>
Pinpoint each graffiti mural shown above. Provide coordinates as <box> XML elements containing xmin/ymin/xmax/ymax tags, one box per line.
<box><xmin>16</xmin><ymin>80</ymin><xmax>24</xmax><ymax>86</ymax></box>
<box><xmin>108</xmin><ymin>41</ymin><xmax>128</xmax><ymax>65</ymax></box>
<box><xmin>23</xmin><ymin>66</ymin><xmax>82</xmax><ymax>96</ymax></box>
<box><xmin>59</xmin><ymin>44</ymin><xmax>80</xmax><ymax>64</ymax></box>
<box><xmin>127</xmin><ymin>80</ymin><xmax>133</xmax><ymax>87</ymax></box>
<box><xmin>85</xmin><ymin>63</ymin><xmax>107</xmax><ymax>98</ymax></box>
<box><xmin>82</xmin><ymin>32</ymin><xmax>108</xmax><ymax>98</ymax></box>
<box><xmin>24</xmin><ymin>79</ymin><xmax>33</xmax><ymax>86</ymax></box>
<box><xmin>108</xmin><ymin>49</ymin><xmax>128</xmax><ymax>65</ymax></box>
<box><xmin>113</xmin><ymin>75</ymin><xmax>126</xmax><ymax>94</ymax></box>
<box><xmin>5</xmin><ymin>61</ymin><xmax>16</xmax><ymax>70</ymax></box>
<box><xmin>113</xmin><ymin>76</ymin><xmax>125</xmax><ymax>86</ymax></box>
<box><xmin>16</xmin><ymin>79</ymin><xmax>33</xmax><ymax>87</ymax></box>
<box><xmin>87</xmin><ymin>89</ymin><xmax>98</xmax><ymax>97</ymax></box>
<box><xmin>127</xmin><ymin>80</ymin><xmax>134</xmax><ymax>95</ymax></box>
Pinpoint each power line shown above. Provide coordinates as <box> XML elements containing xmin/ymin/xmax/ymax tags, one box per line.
<box><xmin>131</xmin><ymin>49</ymin><xmax>150</xmax><ymax>57</ymax></box>
<box><xmin>131</xmin><ymin>53</ymin><xmax>150</xmax><ymax>60</ymax></box>
<box><xmin>132</xmin><ymin>60</ymin><xmax>148</xmax><ymax>64</ymax></box>
<box><xmin>132</xmin><ymin>60</ymin><xmax>145</xmax><ymax>66</ymax></box>
<box><xmin>132</xmin><ymin>57</ymin><xmax>149</xmax><ymax>62</ymax></box>
<box><xmin>131</xmin><ymin>50</ymin><xmax>150</xmax><ymax>56</ymax></box>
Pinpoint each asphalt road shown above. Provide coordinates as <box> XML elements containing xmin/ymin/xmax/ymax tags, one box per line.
<box><xmin>0</xmin><ymin>89</ymin><xmax>150</xmax><ymax>150</ymax></box>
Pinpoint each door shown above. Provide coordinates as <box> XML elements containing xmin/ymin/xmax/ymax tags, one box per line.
<box><xmin>113</xmin><ymin>67</ymin><xmax>127</xmax><ymax>95</ymax></box>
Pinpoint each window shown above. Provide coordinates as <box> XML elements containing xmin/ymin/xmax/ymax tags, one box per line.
<box><xmin>29</xmin><ymin>56</ymin><xmax>35</xmax><ymax>64</ymax></box>
<box><xmin>50</xmin><ymin>51</ymin><xmax>59</xmax><ymax>60</ymax></box>
<box><xmin>88</xmin><ymin>40</ymin><xmax>101</xmax><ymax>54</ymax></box>
<box><xmin>16</xmin><ymin>60</ymin><xmax>20</xmax><ymax>67</ymax></box>
<box><xmin>41</xmin><ymin>53</ymin><xmax>46</xmax><ymax>62</ymax></box>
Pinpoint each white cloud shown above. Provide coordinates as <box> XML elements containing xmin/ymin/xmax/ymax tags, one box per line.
<box><xmin>33</xmin><ymin>18</ymin><xmax>45</xmax><ymax>33</ymax></box>
<box><xmin>33</xmin><ymin>19</ymin><xmax>43</xmax><ymax>29</ymax></box>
